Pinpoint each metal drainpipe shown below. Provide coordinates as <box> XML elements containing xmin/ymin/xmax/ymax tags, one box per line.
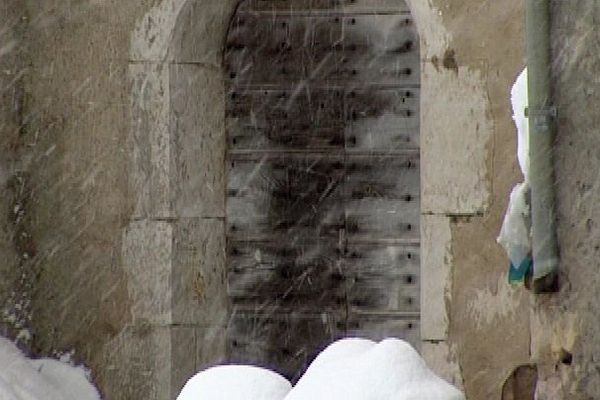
<box><xmin>526</xmin><ymin>0</ymin><xmax>559</xmax><ymax>293</ymax></box>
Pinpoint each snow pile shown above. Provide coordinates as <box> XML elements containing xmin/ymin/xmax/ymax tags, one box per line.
<box><xmin>0</xmin><ymin>337</ymin><xmax>101</xmax><ymax>400</ymax></box>
<box><xmin>177</xmin><ymin>338</ymin><xmax>464</xmax><ymax>400</ymax></box>
<box><xmin>512</xmin><ymin>69</ymin><xmax>529</xmax><ymax>180</ymax></box>
<box><xmin>177</xmin><ymin>365</ymin><xmax>292</xmax><ymax>400</ymax></box>
<box><xmin>498</xmin><ymin>68</ymin><xmax>533</xmax><ymax>283</ymax></box>
<box><xmin>286</xmin><ymin>338</ymin><xmax>464</xmax><ymax>400</ymax></box>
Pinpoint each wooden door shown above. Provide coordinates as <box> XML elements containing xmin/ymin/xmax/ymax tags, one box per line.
<box><xmin>224</xmin><ymin>0</ymin><xmax>420</xmax><ymax>379</ymax></box>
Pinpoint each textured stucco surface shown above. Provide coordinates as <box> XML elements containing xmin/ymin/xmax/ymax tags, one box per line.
<box><xmin>530</xmin><ymin>2</ymin><xmax>600</xmax><ymax>398</ymax></box>
<box><xmin>410</xmin><ymin>1</ymin><xmax>533</xmax><ymax>398</ymax></box>
<box><xmin>14</xmin><ymin>2</ymin><xmax>147</xmax><ymax>398</ymax></box>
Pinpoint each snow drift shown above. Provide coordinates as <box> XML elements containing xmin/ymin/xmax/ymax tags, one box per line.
<box><xmin>176</xmin><ymin>365</ymin><xmax>292</xmax><ymax>400</ymax></box>
<box><xmin>0</xmin><ymin>337</ymin><xmax>101</xmax><ymax>400</ymax></box>
<box><xmin>177</xmin><ymin>338</ymin><xmax>464</xmax><ymax>400</ymax></box>
<box><xmin>284</xmin><ymin>338</ymin><xmax>464</xmax><ymax>400</ymax></box>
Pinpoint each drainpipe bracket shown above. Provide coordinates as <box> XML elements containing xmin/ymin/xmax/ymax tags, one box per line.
<box><xmin>524</xmin><ymin>106</ymin><xmax>557</xmax><ymax>118</ymax></box>
<box><xmin>525</xmin><ymin>106</ymin><xmax>557</xmax><ymax>130</ymax></box>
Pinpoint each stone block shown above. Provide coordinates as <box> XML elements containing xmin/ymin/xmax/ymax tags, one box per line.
<box><xmin>122</xmin><ymin>220</ymin><xmax>173</xmax><ymax>325</ymax></box>
<box><xmin>129</xmin><ymin>62</ymin><xmax>172</xmax><ymax>219</ymax></box>
<box><xmin>129</xmin><ymin>62</ymin><xmax>226</xmax><ymax>219</ymax></box>
<box><xmin>130</xmin><ymin>0</ymin><xmax>188</xmax><ymax>62</ymax></box>
<box><xmin>102</xmin><ymin>324</ymin><xmax>197</xmax><ymax>400</ymax></box>
<box><xmin>196</xmin><ymin>325</ymin><xmax>228</xmax><ymax>370</ymax></box>
<box><xmin>420</xmin><ymin>214</ymin><xmax>451</xmax><ymax>341</ymax></box>
<box><xmin>123</xmin><ymin>218</ymin><xmax>228</xmax><ymax>326</ymax></box>
<box><xmin>129</xmin><ymin>0</ymin><xmax>235</xmax><ymax>63</ymax></box>
<box><xmin>168</xmin><ymin>0</ymin><xmax>236</xmax><ymax>66</ymax></box>
<box><xmin>171</xmin><ymin>326</ymin><xmax>198</xmax><ymax>397</ymax></box>
<box><xmin>421</xmin><ymin>341</ymin><xmax>464</xmax><ymax>390</ymax></box>
<box><xmin>169</xmin><ymin>325</ymin><xmax>230</xmax><ymax>397</ymax></box>
<box><xmin>421</xmin><ymin>62</ymin><xmax>492</xmax><ymax>214</ymax></box>
<box><xmin>170</xmin><ymin>64</ymin><xmax>226</xmax><ymax>218</ymax></box>
<box><xmin>172</xmin><ymin>218</ymin><xmax>228</xmax><ymax>326</ymax></box>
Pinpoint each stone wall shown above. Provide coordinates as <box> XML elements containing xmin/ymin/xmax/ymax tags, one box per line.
<box><xmin>531</xmin><ymin>2</ymin><xmax>600</xmax><ymax>398</ymax></box>
<box><xmin>4</xmin><ymin>1</ymin><xmax>235</xmax><ymax>398</ymax></box>
<box><xmin>13</xmin><ymin>0</ymin><xmax>142</xmax><ymax>397</ymax></box>
<box><xmin>2</xmin><ymin>0</ymin><xmax>598</xmax><ymax>399</ymax></box>
<box><xmin>408</xmin><ymin>1</ymin><xmax>532</xmax><ymax>398</ymax></box>
<box><xmin>0</xmin><ymin>1</ymin><xmax>27</xmax><ymax>334</ymax></box>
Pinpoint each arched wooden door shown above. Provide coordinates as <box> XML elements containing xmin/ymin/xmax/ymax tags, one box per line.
<box><xmin>224</xmin><ymin>0</ymin><xmax>420</xmax><ymax>379</ymax></box>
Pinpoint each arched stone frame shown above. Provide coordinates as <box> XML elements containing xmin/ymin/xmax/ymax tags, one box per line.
<box><xmin>122</xmin><ymin>0</ymin><xmax>494</xmax><ymax>396</ymax></box>
<box><xmin>119</xmin><ymin>3</ymin><xmax>237</xmax><ymax>398</ymax></box>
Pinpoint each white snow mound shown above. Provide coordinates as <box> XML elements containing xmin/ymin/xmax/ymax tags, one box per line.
<box><xmin>511</xmin><ymin>68</ymin><xmax>529</xmax><ymax>180</ymax></box>
<box><xmin>0</xmin><ymin>337</ymin><xmax>101</xmax><ymax>400</ymax></box>
<box><xmin>284</xmin><ymin>338</ymin><xmax>465</xmax><ymax>400</ymax></box>
<box><xmin>497</xmin><ymin>68</ymin><xmax>532</xmax><ymax>270</ymax></box>
<box><xmin>176</xmin><ymin>365</ymin><xmax>292</xmax><ymax>400</ymax></box>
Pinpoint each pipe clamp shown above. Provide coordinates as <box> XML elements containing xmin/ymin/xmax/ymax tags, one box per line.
<box><xmin>525</xmin><ymin>106</ymin><xmax>556</xmax><ymax>130</ymax></box>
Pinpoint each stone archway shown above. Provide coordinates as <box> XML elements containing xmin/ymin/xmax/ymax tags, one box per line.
<box><xmin>119</xmin><ymin>1</ymin><xmax>238</xmax><ymax>398</ymax></box>
<box><xmin>121</xmin><ymin>0</ymin><xmax>488</xmax><ymax>397</ymax></box>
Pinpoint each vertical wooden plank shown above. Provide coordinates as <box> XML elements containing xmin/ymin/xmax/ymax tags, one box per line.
<box><xmin>346</xmin><ymin>313</ymin><xmax>420</xmax><ymax>349</ymax></box>
<box><xmin>228</xmin><ymin>239</ymin><xmax>346</xmax><ymax>310</ymax></box>
<box><xmin>226</xmin><ymin>88</ymin><xmax>345</xmax><ymax>151</ymax></box>
<box><xmin>224</xmin><ymin>0</ymin><xmax>420</xmax><ymax>377</ymax></box>
<box><xmin>240</xmin><ymin>0</ymin><xmax>346</xmax><ymax>12</ymax></box>
<box><xmin>227</xmin><ymin>311</ymin><xmax>344</xmax><ymax>380</ymax></box>
<box><xmin>345</xmin><ymin>88</ymin><xmax>420</xmax><ymax>151</ymax></box>
<box><xmin>227</xmin><ymin>154</ymin><xmax>345</xmax><ymax>239</ymax></box>
<box><xmin>344</xmin><ymin>154</ymin><xmax>420</xmax><ymax>240</ymax></box>
<box><xmin>344</xmin><ymin>244</ymin><xmax>420</xmax><ymax>312</ymax></box>
<box><xmin>343</xmin><ymin>1</ymin><xmax>411</xmax><ymax>13</ymax></box>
